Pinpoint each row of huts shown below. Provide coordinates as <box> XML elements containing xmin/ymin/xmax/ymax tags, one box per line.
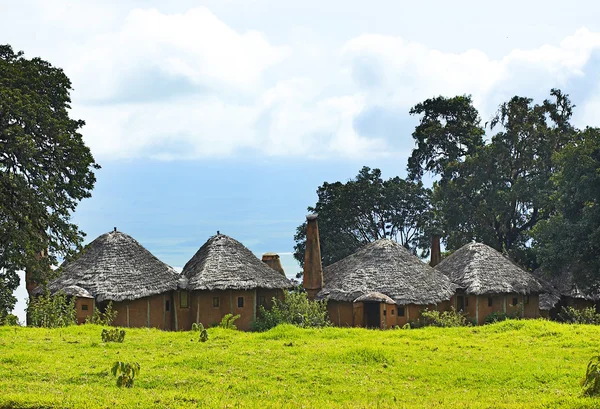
<box><xmin>36</xmin><ymin>215</ymin><xmax>595</xmax><ymax>330</ymax></box>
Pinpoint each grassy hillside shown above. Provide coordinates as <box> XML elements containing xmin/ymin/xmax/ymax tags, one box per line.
<box><xmin>1</xmin><ymin>320</ymin><xmax>600</xmax><ymax>408</ymax></box>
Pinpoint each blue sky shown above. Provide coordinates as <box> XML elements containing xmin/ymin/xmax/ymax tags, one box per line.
<box><xmin>4</xmin><ymin>0</ymin><xmax>600</xmax><ymax>322</ymax></box>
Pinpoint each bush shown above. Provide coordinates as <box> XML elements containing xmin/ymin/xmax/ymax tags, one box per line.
<box><xmin>420</xmin><ymin>307</ymin><xmax>470</xmax><ymax>328</ymax></box>
<box><xmin>484</xmin><ymin>311</ymin><xmax>510</xmax><ymax>324</ymax></box>
<box><xmin>2</xmin><ymin>314</ymin><xmax>19</xmax><ymax>326</ymax></box>
<box><xmin>219</xmin><ymin>314</ymin><xmax>240</xmax><ymax>330</ymax></box>
<box><xmin>86</xmin><ymin>301</ymin><xmax>118</xmax><ymax>326</ymax></box>
<box><xmin>557</xmin><ymin>306</ymin><xmax>600</xmax><ymax>324</ymax></box>
<box><xmin>251</xmin><ymin>291</ymin><xmax>330</xmax><ymax>331</ymax></box>
<box><xmin>101</xmin><ymin>328</ymin><xmax>125</xmax><ymax>343</ymax></box>
<box><xmin>582</xmin><ymin>355</ymin><xmax>600</xmax><ymax>396</ymax></box>
<box><xmin>111</xmin><ymin>361</ymin><xmax>140</xmax><ymax>388</ymax></box>
<box><xmin>27</xmin><ymin>290</ymin><xmax>76</xmax><ymax>328</ymax></box>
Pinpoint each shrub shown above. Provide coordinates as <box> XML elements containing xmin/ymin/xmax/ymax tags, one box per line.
<box><xmin>27</xmin><ymin>290</ymin><xmax>76</xmax><ymax>328</ymax></box>
<box><xmin>86</xmin><ymin>301</ymin><xmax>118</xmax><ymax>326</ymax></box>
<box><xmin>557</xmin><ymin>306</ymin><xmax>600</xmax><ymax>325</ymax></box>
<box><xmin>111</xmin><ymin>361</ymin><xmax>140</xmax><ymax>388</ymax></box>
<box><xmin>582</xmin><ymin>355</ymin><xmax>600</xmax><ymax>396</ymax></box>
<box><xmin>219</xmin><ymin>314</ymin><xmax>240</xmax><ymax>330</ymax></box>
<box><xmin>2</xmin><ymin>314</ymin><xmax>19</xmax><ymax>326</ymax></box>
<box><xmin>484</xmin><ymin>311</ymin><xmax>510</xmax><ymax>324</ymax></box>
<box><xmin>251</xmin><ymin>291</ymin><xmax>330</xmax><ymax>331</ymax></box>
<box><xmin>101</xmin><ymin>328</ymin><xmax>126</xmax><ymax>343</ymax></box>
<box><xmin>420</xmin><ymin>307</ymin><xmax>470</xmax><ymax>327</ymax></box>
<box><xmin>192</xmin><ymin>322</ymin><xmax>209</xmax><ymax>342</ymax></box>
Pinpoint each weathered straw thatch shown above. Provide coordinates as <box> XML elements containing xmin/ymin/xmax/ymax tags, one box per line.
<box><xmin>317</xmin><ymin>239</ymin><xmax>455</xmax><ymax>305</ymax></box>
<box><xmin>435</xmin><ymin>242</ymin><xmax>546</xmax><ymax>295</ymax></box>
<box><xmin>39</xmin><ymin>230</ymin><xmax>179</xmax><ymax>302</ymax></box>
<box><xmin>183</xmin><ymin>233</ymin><xmax>293</xmax><ymax>291</ymax></box>
<box><xmin>354</xmin><ymin>292</ymin><xmax>396</xmax><ymax>304</ymax></box>
<box><xmin>536</xmin><ymin>269</ymin><xmax>600</xmax><ymax>310</ymax></box>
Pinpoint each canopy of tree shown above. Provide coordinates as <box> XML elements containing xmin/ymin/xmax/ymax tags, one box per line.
<box><xmin>0</xmin><ymin>45</ymin><xmax>99</xmax><ymax>319</ymax></box>
<box><xmin>293</xmin><ymin>167</ymin><xmax>432</xmax><ymax>270</ymax></box>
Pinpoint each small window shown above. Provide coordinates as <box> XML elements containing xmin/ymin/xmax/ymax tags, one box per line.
<box><xmin>397</xmin><ymin>306</ymin><xmax>405</xmax><ymax>317</ymax></box>
<box><xmin>391</xmin><ymin>309</ymin><xmax>394</xmax><ymax>316</ymax></box>
<box><xmin>383</xmin><ymin>309</ymin><xmax>387</xmax><ymax>316</ymax></box>
<box><xmin>165</xmin><ymin>300</ymin><xmax>170</xmax><ymax>312</ymax></box>
<box><xmin>512</xmin><ymin>297</ymin><xmax>518</xmax><ymax>306</ymax></box>
<box><xmin>488</xmin><ymin>297</ymin><xmax>493</xmax><ymax>307</ymax></box>
<box><xmin>180</xmin><ymin>291</ymin><xmax>189</xmax><ymax>309</ymax></box>
<box><xmin>524</xmin><ymin>295</ymin><xmax>530</xmax><ymax>305</ymax></box>
<box><xmin>237</xmin><ymin>297</ymin><xmax>244</xmax><ymax>308</ymax></box>
<box><xmin>81</xmin><ymin>304</ymin><xmax>88</xmax><ymax>311</ymax></box>
<box><xmin>465</xmin><ymin>297</ymin><xmax>469</xmax><ymax>307</ymax></box>
<box><xmin>259</xmin><ymin>296</ymin><xmax>266</xmax><ymax>305</ymax></box>
<box><xmin>213</xmin><ymin>297</ymin><xmax>220</xmax><ymax>308</ymax></box>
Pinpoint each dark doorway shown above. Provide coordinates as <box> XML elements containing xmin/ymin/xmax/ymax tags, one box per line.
<box><xmin>364</xmin><ymin>302</ymin><xmax>380</xmax><ymax>329</ymax></box>
<box><xmin>457</xmin><ymin>296</ymin><xmax>465</xmax><ymax>312</ymax></box>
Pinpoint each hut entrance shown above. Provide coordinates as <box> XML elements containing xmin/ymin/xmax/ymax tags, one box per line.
<box><xmin>364</xmin><ymin>302</ymin><xmax>380</xmax><ymax>329</ymax></box>
<box><xmin>457</xmin><ymin>295</ymin><xmax>465</xmax><ymax>312</ymax></box>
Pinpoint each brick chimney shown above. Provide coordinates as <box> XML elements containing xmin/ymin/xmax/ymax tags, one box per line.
<box><xmin>303</xmin><ymin>214</ymin><xmax>323</xmax><ymax>300</ymax></box>
<box><xmin>262</xmin><ymin>253</ymin><xmax>286</xmax><ymax>276</ymax></box>
<box><xmin>429</xmin><ymin>235</ymin><xmax>442</xmax><ymax>267</ymax></box>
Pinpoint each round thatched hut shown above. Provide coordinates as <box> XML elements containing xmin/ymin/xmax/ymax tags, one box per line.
<box><xmin>536</xmin><ymin>269</ymin><xmax>600</xmax><ymax>318</ymax></box>
<box><xmin>435</xmin><ymin>242</ymin><xmax>547</xmax><ymax>324</ymax></box>
<box><xmin>38</xmin><ymin>229</ymin><xmax>179</xmax><ymax>328</ymax></box>
<box><xmin>317</xmin><ymin>239</ymin><xmax>455</xmax><ymax>329</ymax></box>
<box><xmin>179</xmin><ymin>233</ymin><xmax>293</xmax><ymax>331</ymax></box>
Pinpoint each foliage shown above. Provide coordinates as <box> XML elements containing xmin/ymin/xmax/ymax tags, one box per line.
<box><xmin>0</xmin><ymin>269</ymin><xmax>19</xmax><ymax>323</ymax></box>
<box><xmin>484</xmin><ymin>311</ymin><xmax>510</xmax><ymax>324</ymax></box>
<box><xmin>192</xmin><ymin>322</ymin><xmax>209</xmax><ymax>342</ymax></box>
<box><xmin>252</xmin><ymin>291</ymin><xmax>330</xmax><ymax>331</ymax></box>
<box><xmin>2</xmin><ymin>321</ymin><xmax>599</xmax><ymax>408</ymax></box>
<box><xmin>294</xmin><ymin>166</ymin><xmax>433</xmax><ymax>268</ymax></box>
<box><xmin>0</xmin><ymin>44</ymin><xmax>99</xmax><ymax>315</ymax></box>
<box><xmin>582</xmin><ymin>356</ymin><xmax>600</xmax><ymax>397</ymax></box>
<box><xmin>101</xmin><ymin>328</ymin><xmax>126</xmax><ymax>343</ymax></box>
<box><xmin>556</xmin><ymin>307</ymin><xmax>600</xmax><ymax>325</ymax></box>
<box><xmin>26</xmin><ymin>290</ymin><xmax>76</xmax><ymax>328</ymax></box>
<box><xmin>533</xmin><ymin>127</ymin><xmax>600</xmax><ymax>282</ymax></box>
<box><xmin>2</xmin><ymin>313</ymin><xmax>19</xmax><ymax>326</ymax></box>
<box><xmin>219</xmin><ymin>314</ymin><xmax>240</xmax><ymax>330</ymax></box>
<box><xmin>419</xmin><ymin>307</ymin><xmax>470</xmax><ymax>327</ymax></box>
<box><xmin>111</xmin><ymin>361</ymin><xmax>140</xmax><ymax>388</ymax></box>
<box><xmin>86</xmin><ymin>302</ymin><xmax>117</xmax><ymax>326</ymax></box>
<box><xmin>408</xmin><ymin>89</ymin><xmax>578</xmax><ymax>269</ymax></box>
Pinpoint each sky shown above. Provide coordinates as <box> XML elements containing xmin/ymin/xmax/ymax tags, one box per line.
<box><xmin>4</xmin><ymin>0</ymin><xmax>600</xmax><ymax>323</ymax></box>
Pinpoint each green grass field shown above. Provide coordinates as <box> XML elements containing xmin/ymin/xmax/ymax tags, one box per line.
<box><xmin>1</xmin><ymin>320</ymin><xmax>600</xmax><ymax>408</ymax></box>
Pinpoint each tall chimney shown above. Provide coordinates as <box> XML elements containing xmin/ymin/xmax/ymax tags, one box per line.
<box><xmin>429</xmin><ymin>235</ymin><xmax>442</xmax><ymax>267</ymax></box>
<box><xmin>262</xmin><ymin>253</ymin><xmax>286</xmax><ymax>276</ymax></box>
<box><xmin>303</xmin><ymin>214</ymin><xmax>323</xmax><ymax>300</ymax></box>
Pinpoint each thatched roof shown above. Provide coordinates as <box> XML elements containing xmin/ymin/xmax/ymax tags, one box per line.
<box><xmin>536</xmin><ymin>269</ymin><xmax>600</xmax><ymax>310</ymax></box>
<box><xmin>354</xmin><ymin>292</ymin><xmax>396</xmax><ymax>304</ymax></box>
<box><xmin>317</xmin><ymin>239</ymin><xmax>455</xmax><ymax>305</ymax></box>
<box><xmin>435</xmin><ymin>242</ymin><xmax>546</xmax><ymax>295</ymax></box>
<box><xmin>182</xmin><ymin>233</ymin><xmax>293</xmax><ymax>291</ymax></box>
<box><xmin>39</xmin><ymin>230</ymin><xmax>179</xmax><ymax>302</ymax></box>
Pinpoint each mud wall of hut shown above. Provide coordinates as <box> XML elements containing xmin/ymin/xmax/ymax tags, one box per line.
<box><xmin>111</xmin><ymin>294</ymin><xmax>173</xmax><ymax>330</ymax></box>
<box><xmin>75</xmin><ymin>298</ymin><xmax>94</xmax><ymax>324</ymax></box>
<box><xmin>455</xmin><ymin>293</ymin><xmax>540</xmax><ymax>325</ymax></box>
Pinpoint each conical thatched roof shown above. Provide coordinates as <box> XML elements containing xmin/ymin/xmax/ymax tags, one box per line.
<box><xmin>435</xmin><ymin>242</ymin><xmax>546</xmax><ymax>295</ymax></box>
<box><xmin>317</xmin><ymin>239</ymin><xmax>455</xmax><ymax>305</ymax></box>
<box><xmin>182</xmin><ymin>233</ymin><xmax>293</xmax><ymax>291</ymax></box>
<box><xmin>39</xmin><ymin>230</ymin><xmax>179</xmax><ymax>302</ymax></box>
<box><xmin>536</xmin><ymin>268</ymin><xmax>600</xmax><ymax>310</ymax></box>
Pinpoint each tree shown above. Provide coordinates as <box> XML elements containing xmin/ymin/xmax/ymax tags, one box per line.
<box><xmin>408</xmin><ymin>90</ymin><xmax>577</xmax><ymax>268</ymax></box>
<box><xmin>293</xmin><ymin>167</ymin><xmax>432</xmax><ymax>270</ymax></box>
<box><xmin>0</xmin><ymin>44</ymin><xmax>99</xmax><ymax>319</ymax></box>
<box><xmin>533</xmin><ymin>127</ymin><xmax>600</xmax><ymax>284</ymax></box>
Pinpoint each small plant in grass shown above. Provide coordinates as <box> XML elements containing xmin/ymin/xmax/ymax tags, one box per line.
<box><xmin>101</xmin><ymin>328</ymin><xmax>125</xmax><ymax>343</ymax></box>
<box><xmin>192</xmin><ymin>322</ymin><xmax>209</xmax><ymax>342</ymax></box>
<box><xmin>557</xmin><ymin>306</ymin><xmax>600</xmax><ymax>325</ymax></box>
<box><xmin>485</xmin><ymin>311</ymin><xmax>510</xmax><ymax>324</ymax></box>
<box><xmin>219</xmin><ymin>314</ymin><xmax>240</xmax><ymax>329</ymax></box>
<box><xmin>1</xmin><ymin>314</ymin><xmax>19</xmax><ymax>326</ymax></box>
<box><xmin>111</xmin><ymin>361</ymin><xmax>140</xmax><ymax>388</ymax></box>
<box><xmin>582</xmin><ymin>356</ymin><xmax>600</xmax><ymax>396</ymax></box>
<box><xmin>86</xmin><ymin>301</ymin><xmax>118</xmax><ymax>326</ymax></box>
<box><xmin>420</xmin><ymin>307</ymin><xmax>470</xmax><ymax>327</ymax></box>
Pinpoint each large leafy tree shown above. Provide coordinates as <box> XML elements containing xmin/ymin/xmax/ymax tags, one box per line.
<box><xmin>293</xmin><ymin>167</ymin><xmax>432</xmax><ymax>270</ymax></box>
<box><xmin>408</xmin><ymin>90</ymin><xmax>577</xmax><ymax>268</ymax></box>
<box><xmin>0</xmin><ymin>45</ymin><xmax>99</xmax><ymax>319</ymax></box>
<box><xmin>533</xmin><ymin>127</ymin><xmax>600</xmax><ymax>283</ymax></box>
